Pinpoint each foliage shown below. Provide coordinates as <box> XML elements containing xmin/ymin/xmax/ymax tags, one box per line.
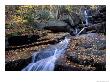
<box><xmin>5</xmin><ymin>5</ymin><xmax>99</xmax><ymax>29</ymax></box>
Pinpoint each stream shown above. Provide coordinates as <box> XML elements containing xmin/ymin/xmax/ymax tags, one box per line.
<box><xmin>22</xmin><ymin>37</ymin><xmax>70</xmax><ymax>71</ymax></box>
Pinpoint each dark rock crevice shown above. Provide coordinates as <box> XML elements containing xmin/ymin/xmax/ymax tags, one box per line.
<box><xmin>7</xmin><ymin>35</ymin><xmax>40</xmax><ymax>46</ymax></box>
<box><xmin>5</xmin><ymin>56</ymin><xmax>32</xmax><ymax>71</ymax></box>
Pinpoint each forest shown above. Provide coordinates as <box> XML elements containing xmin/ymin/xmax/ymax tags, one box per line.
<box><xmin>5</xmin><ymin>5</ymin><xmax>106</xmax><ymax>71</ymax></box>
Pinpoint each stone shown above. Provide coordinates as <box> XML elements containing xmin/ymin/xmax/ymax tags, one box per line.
<box><xmin>44</xmin><ymin>20</ymin><xmax>69</xmax><ymax>32</ymax></box>
<box><xmin>35</xmin><ymin>22</ymin><xmax>46</xmax><ymax>29</ymax></box>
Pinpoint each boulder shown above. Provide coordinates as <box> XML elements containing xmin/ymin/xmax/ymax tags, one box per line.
<box><xmin>34</xmin><ymin>22</ymin><xmax>46</xmax><ymax>29</ymax></box>
<box><xmin>44</xmin><ymin>20</ymin><xmax>69</xmax><ymax>32</ymax></box>
<box><xmin>34</xmin><ymin>20</ymin><xmax>70</xmax><ymax>32</ymax></box>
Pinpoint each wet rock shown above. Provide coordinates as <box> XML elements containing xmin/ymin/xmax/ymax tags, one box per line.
<box><xmin>70</xmin><ymin>27</ymin><xmax>81</xmax><ymax>36</ymax></box>
<box><xmin>32</xmin><ymin>47</ymin><xmax>56</xmax><ymax>62</ymax></box>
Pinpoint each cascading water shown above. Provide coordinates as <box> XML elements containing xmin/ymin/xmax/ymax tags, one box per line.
<box><xmin>84</xmin><ymin>10</ymin><xmax>89</xmax><ymax>26</ymax></box>
<box><xmin>75</xmin><ymin>9</ymin><xmax>92</xmax><ymax>36</ymax></box>
<box><xmin>22</xmin><ymin>37</ymin><xmax>70</xmax><ymax>71</ymax></box>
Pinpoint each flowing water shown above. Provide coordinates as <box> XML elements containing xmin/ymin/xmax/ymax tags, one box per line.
<box><xmin>22</xmin><ymin>37</ymin><xmax>70</xmax><ymax>71</ymax></box>
<box><xmin>75</xmin><ymin>10</ymin><xmax>90</xmax><ymax>36</ymax></box>
<box><xmin>84</xmin><ymin>10</ymin><xmax>89</xmax><ymax>26</ymax></box>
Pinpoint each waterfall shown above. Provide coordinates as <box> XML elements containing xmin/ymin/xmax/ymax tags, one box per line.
<box><xmin>84</xmin><ymin>10</ymin><xmax>89</xmax><ymax>26</ymax></box>
<box><xmin>22</xmin><ymin>37</ymin><xmax>70</xmax><ymax>71</ymax></box>
<box><xmin>74</xmin><ymin>10</ymin><xmax>90</xmax><ymax>36</ymax></box>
